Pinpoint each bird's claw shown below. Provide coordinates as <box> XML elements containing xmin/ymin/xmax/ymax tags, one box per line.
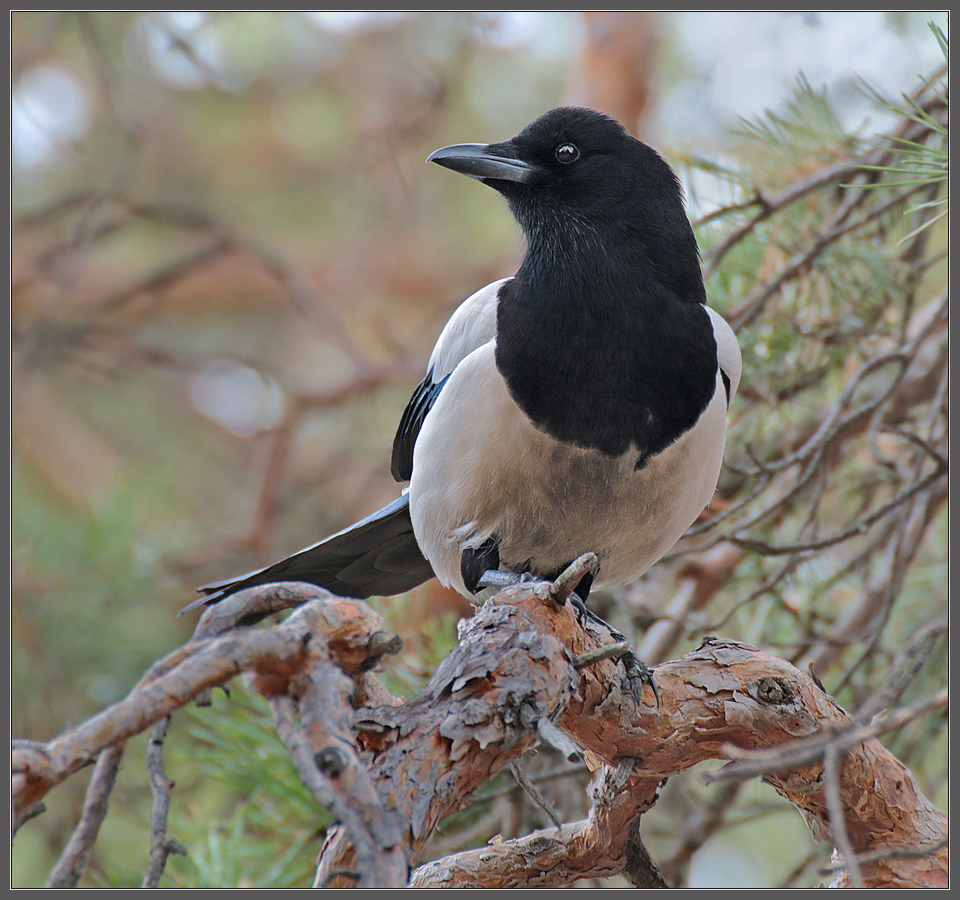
<box><xmin>478</xmin><ymin>570</ymin><xmax>660</xmax><ymax>711</ymax></box>
<box><xmin>568</xmin><ymin>591</ymin><xmax>589</xmax><ymax>625</ymax></box>
<box><xmin>568</xmin><ymin>594</ymin><xmax>659</xmax><ymax>711</ymax></box>
<box><xmin>621</xmin><ymin>650</ymin><xmax>660</xmax><ymax>710</ymax></box>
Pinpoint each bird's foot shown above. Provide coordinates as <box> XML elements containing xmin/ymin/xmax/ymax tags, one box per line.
<box><xmin>476</xmin><ymin>569</ymin><xmax>535</xmax><ymax>590</ymax></box>
<box><xmin>619</xmin><ymin>648</ymin><xmax>660</xmax><ymax>711</ymax></box>
<box><xmin>567</xmin><ymin>594</ymin><xmax>659</xmax><ymax>711</ymax></box>
<box><xmin>475</xmin><ymin>561</ymin><xmax>659</xmax><ymax>710</ymax></box>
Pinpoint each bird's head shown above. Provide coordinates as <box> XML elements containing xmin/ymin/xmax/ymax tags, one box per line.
<box><xmin>428</xmin><ymin>107</ymin><xmax>701</xmax><ymax>297</ymax></box>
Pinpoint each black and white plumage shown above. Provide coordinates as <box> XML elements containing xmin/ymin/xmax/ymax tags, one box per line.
<box><xmin>183</xmin><ymin>107</ymin><xmax>740</xmax><ymax>615</ymax></box>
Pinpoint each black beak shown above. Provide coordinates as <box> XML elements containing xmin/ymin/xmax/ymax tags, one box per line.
<box><xmin>427</xmin><ymin>142</ymin><xmax>532</xmax><ymax>183</ymax></box>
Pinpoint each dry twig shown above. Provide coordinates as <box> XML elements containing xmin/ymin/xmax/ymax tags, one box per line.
<box><xmin>45</xmin><ymin>744</ymin><xmax>125</xmax><ymax>889</ymax></box>
<box><xmin>142</xmin><ymin>717</ymin><xmax>186</xmax><ymax>889</ymax></box>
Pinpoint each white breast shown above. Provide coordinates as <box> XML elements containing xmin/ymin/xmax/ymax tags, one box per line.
<box><xmin>408</xmin><ymin>342</ymin><xmax>731</xmax><ymax>597</ymax></box>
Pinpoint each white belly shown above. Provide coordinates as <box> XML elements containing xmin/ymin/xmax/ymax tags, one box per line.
<box><xmin>408</xmin><ymin>343</ymin><xmax>728</xmax><ymax>597</ymax></box>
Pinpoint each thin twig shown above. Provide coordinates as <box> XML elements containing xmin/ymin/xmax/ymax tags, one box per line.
<box><xmin>707</xmin><ymin>688</ymin><xmax>948</xmax><ymax>783</ymax></box>
<box><xmin>508</xmin><ymin>761</ymin><xmax>563</xmax><ymax>828</ymax></box>
<box><xmin>572</xmin><ymin>641</ymin><xmax>632</xmax><ymax>668</ymax></box>
<box><xmin>11</xmin><ymin>800</ymin><xmax>46</xmax><ymax>838</ymax></box>
<box><xmin>818</xmin><ymin>836</ymin><xmax>949</xmax><ymax>875</ymax></box>
<box><xmin>729</xmin><ymin>464</ymin><xmax>946</xmax><ymax>556</ymax></box>
<box><xmin>142</xmin><ymin>716</ymin><xmax>186</xmax><ymax>889</ymax></box>
<box><xmin>728</xmin><ymin>183</ymin><xmax>927</xmax><ymax>332</ymax></box>
<box><xmin>702</xmin><ymin>96</ymin><xmax>946</xmax><ymax>280</ymax></box>
<box><xmin>823</xmin><ymin>743</ymin><xmax>865</xmax><ymax>889</ymax></box>
<box><xmin>12</xmin><ymin>618</ymin><xmax>316</xmax><ymax>813</ymax></box>
<box><xmin>853</xmin><ymin>614</ymin><xmax>948</xmax><ymax>724</ymax></box>
<box><xmin>46</xmin><ymin>744</ymin><xmax>125</xmax><ymax>889</ymax></box>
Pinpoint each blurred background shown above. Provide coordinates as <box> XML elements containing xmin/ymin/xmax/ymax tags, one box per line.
<box><xmin>11</xmin><ymin>11</ymin><xmax>948</xmax><ymax>889</ymax></box>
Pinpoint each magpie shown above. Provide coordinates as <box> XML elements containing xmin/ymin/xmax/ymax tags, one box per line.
<box><xmin>183</xmin><ymin>108</ymin><xmax>741</xmax><ymax>665</ymax></box>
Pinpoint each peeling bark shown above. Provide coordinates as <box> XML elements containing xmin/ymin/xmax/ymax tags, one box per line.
<box><xmin>11</xmin><ymin>581</ymin><xmax>947</xmax><ymax>889</ymax></box>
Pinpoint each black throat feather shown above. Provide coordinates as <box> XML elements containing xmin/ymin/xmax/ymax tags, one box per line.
<box><xmin>494</xmin><ymin>202</ymin><xmax>718</xmax><ymax>461</ymax></box>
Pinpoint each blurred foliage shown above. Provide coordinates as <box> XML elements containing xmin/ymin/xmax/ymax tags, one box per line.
<box><xmin>855</xmin><ymin>24</ymin><xmax>949</xmax><ymax>241</ymax></box>
<box><xmin>648</xmin><ymin>39</ymin><xmax>948</xmax><ymax>884</ymax></box>
<box><xmin>11</xmin><ymin>11</ymin><xmax>947</xmax><ymax>890</ymax></box>
<box><xmin>164</xmin><ymin>688</ymin><xmax>328</xmax><ymax>889</ymax></box>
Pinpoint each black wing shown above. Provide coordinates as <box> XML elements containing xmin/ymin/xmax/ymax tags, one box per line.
<box><xmin>391</xmin><ymin>278</ymin><xmax>506</xmax><ymax>482</ymax></box>
<box><xmin>390</xmin><ymin>370</ymin><xmax>450</xmax><ymax>482</ymax></box>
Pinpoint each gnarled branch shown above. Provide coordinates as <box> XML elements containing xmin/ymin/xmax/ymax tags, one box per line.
<box><xmin>11</xmin><ymin>579</ymin><xmax>947</xmax><ymax>889</ymax></box>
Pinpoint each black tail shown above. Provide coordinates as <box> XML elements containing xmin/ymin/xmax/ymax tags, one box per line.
<box><xmin>179</xmin><ymin>494</ymin><xmax>435</xmax><ymax>614</ymax></box>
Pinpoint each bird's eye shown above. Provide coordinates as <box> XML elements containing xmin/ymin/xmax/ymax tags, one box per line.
<box><xmin>555</xmin><ymin>143</ymin><xmax>580</xmax><ymax>164</ymax></box>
